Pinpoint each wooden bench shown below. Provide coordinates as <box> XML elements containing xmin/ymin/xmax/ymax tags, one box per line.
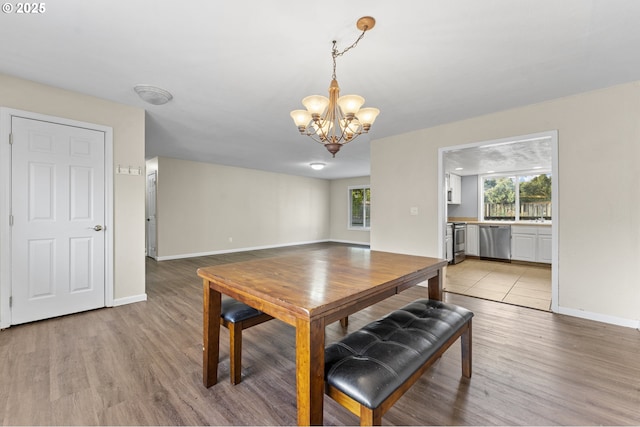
<box><xmin>324</xmin><ymin>299</ymin><xmax>474</xmax><ymax>425</ymax></box>
<box><xmin>220</xmin><ymin>298</ymin><xmax>273</xmax><ymax>384</ymax></box>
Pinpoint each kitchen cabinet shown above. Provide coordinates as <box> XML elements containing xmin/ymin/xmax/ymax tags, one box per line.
<box><xmin>512</xmin><ymin>233</ymin><xmax>536</xmax><ymax>261</ymax></box>
<box><xmin>537</xmin><ymin>227</ymin><xmax>552</xmax><ymax>263</ymax></box>
<box><xmin>511</xmin><ymin>225</ymin><xmax>551</xmax><ymax>264</ymax></box>
<box><xmin>466</xmin><ymin>224</ymin><xmax>479</xmax><ymax>256</ymax></box>
<box><xmin>447</xmin><ymin>173</ymin><xmax>461</xmax><ymax>204</ymax></box>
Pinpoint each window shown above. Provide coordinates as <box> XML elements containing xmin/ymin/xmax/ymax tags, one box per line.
<box><xmin>481</xmin><ymin>172</ymin><xmax>551</xmax><ymax>221</ymax></box>
<box><xmin>482</xmin><ymin>175</ymin><xmax>516</xmax><ymax>220</ymax></box>
<box><xmin>518</xmin><ymin>174</ymin><xmax>552</xmax><ymax>220</ymax></box>
<box><xmin>349</xmin><ymin>186</ymin><xmax>370</xmax><ymax>230</ymax></box>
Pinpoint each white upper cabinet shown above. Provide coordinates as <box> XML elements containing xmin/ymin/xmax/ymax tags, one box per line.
<box><xmin>447</xmin><ymin>173</ymin><xmax>461</xmax><ymax>204</ymax></box>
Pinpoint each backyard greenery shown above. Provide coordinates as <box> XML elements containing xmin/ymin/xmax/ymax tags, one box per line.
<box><xmin>483</xmin><ymin>174</ymin><xmax>552</xmax><ymax>220</ymax></box>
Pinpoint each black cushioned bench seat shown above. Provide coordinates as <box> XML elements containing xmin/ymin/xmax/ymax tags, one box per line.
<box><xmin>221</xmin><ymin>298</ymin><xmax>265</xmax><ymax>323</ymax></box>
<box><xmin>324</xmin><ymin>299</ymin><xmax>473</xmax><ymax>425</ymax></box>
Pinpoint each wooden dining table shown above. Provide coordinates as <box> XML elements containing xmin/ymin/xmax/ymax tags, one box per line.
<box><xmin>198</xmin><ymin>246</ymin><xmax>448</xmax><ymax>425</ymax></box>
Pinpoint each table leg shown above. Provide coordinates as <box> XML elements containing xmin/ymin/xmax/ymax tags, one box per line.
<box><xmin>203</xmin><ymin>279</ymin><xmax>221</xmax><ymax>387</ymax></box>
<box><xmin>428</xmin><ymin>268</ymin><xmax>443</xmax><ymax>301</ymax></box>
<box><xmin>296</xmin><ymin>317</ymin><xmax>325</xmax><ymax>426</ymax></box>
<box><xmin>339</xmin><ymin>316</ymin><xmax>348</xmax><ymax>328</ymax></box>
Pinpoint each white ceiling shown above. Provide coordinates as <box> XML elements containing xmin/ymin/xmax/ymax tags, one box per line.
<box><xmin>444</xmin><ymin>137</ymin><xmax>553</xmax><ymax>176</ymax></box>
<box><xmin>2</xmin><ymin>0</ymin><xmax>640</xmax><ymax>179</ymax></box>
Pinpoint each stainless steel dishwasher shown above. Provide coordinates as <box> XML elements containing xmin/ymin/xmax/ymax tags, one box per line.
<box><xmin>479</xmin><ymin>225</ymin><xmax>511</xmax><ymax>261</ymax></box>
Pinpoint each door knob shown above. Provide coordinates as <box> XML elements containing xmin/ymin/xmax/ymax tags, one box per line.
<box><xmin>93</xmin><ymin>225</ymin><xmax>103</xmax><ymax>231</ymax></box>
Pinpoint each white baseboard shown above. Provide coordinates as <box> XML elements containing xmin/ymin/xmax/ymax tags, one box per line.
<box><xmin>156</xmin><ymin>239</ymin><xmax>342</xmax><ymax>261</ymax></box>
<box><xmin>112</xmin><ymin>293</ymin><xmax>147</xmax><ymax>307</ymax></box>
<box><xmin>557</xmin><ymin>306</ymin><xmax>640</xmax><ymax>330</ymax></box>
<box><xmin>328</xmin><ymin>239</ymin><xmax>370</xmax><ymax>247</ymax></box>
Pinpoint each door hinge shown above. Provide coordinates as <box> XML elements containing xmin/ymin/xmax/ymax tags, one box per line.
<box><xmin>9</xmin><ymin>296</ymin><xmax>12</xmax><ymax>307</ymax></box>
<box><xmin>9</xmin><ymin>133</ymin><xmax>13</xmax><ymax>145</ymax></box>
<box><xmin>9</xmin><ymin>215</ymin><xmax>13</xmax><ymax>226</ymax></box>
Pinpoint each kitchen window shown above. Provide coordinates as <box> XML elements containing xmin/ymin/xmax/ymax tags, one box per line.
<box><xmin>481</xmin><ymin>172</ymin><xmax>552</xmax><ymax>221</ymax></box>
<box><xmin>349</xmin><ymin>186</ymin><xmax>370</xmax><ymax>230</ymax></box>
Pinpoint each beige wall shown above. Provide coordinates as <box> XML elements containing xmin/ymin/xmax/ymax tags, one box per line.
<box><xmin>371</xmin><ymin>81</ymin><xmax>640</xmax><ymax>327</ymax></box>
<box><xmin>151</xmin><ymin>157</ymin><xmax>330</xmax><ymax>259</ymax></box>
<box><xmin>329</xmin><ymin>176</ymin><xmax>370</xmax><ymax>245</ymax></box>
<box><xmin>0</xmin><ymin>73</ymin><xmax>146</xmax><ymax>304</ymax></box>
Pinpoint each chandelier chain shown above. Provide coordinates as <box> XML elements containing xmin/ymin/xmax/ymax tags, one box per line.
<box><xmin>331</xmin><ymin>26</ymin><xmax>369</xmax><ymax>80</ymax></box>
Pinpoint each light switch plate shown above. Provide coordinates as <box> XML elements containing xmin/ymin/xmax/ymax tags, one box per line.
<box><xmin>116</xmin><ymin>165</ymin><xmax>129</xmax><ymax>175</ymax></box>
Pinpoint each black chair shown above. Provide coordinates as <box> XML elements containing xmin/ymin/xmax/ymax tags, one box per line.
<box><xmin>220</xmin><ymin>298</ymin><xmax>273</xmax><ymax>384</ymax></box>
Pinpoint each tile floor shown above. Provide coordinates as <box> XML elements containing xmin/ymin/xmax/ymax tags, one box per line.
<box><xmin>444</xmin><ymin>258</ymin><xmax>552</xmax><ymax>311</ymax></box>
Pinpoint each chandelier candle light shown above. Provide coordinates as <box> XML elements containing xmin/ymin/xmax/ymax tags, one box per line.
<box><xmin>290</xmin><ymin>16</ymin><xmax>380</xmax><ymax>157</ymax></box>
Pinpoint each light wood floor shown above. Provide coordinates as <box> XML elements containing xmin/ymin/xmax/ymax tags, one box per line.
<box><xmin>1</xmin><ymin>242</ymin><xmax>639</xmax><ymax>425</ymax></box>
<box><xmin>445</xmin><ymin>258</ymin><xmax>552</xmax><ymax>311</ymax></box>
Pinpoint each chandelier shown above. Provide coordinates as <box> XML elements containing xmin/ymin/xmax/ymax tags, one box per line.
<box><xmin>290</xmin><ymin>16</ymin><xmax>380</xmax><ymax>157</ymax></box>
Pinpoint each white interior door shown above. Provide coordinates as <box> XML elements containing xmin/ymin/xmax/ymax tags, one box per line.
<box><xmin>10</xmin><ymin>116</ymin><xmax>106</xmax><ymax>324</ymax></box>
<box><xmin>146</xmin><ymin>171</ymin><xmax>157</xmax><ymax>259</ymax></box>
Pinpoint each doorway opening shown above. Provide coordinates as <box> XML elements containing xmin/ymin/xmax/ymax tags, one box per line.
<box><xmin>438</xmin><ymin>131</ymin><xmax>558</xmax><ymax>312</ymax></box>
